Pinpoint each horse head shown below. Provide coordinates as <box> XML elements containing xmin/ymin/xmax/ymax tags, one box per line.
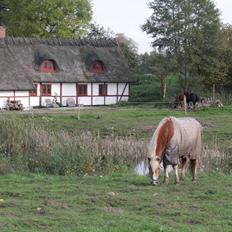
<box><xmin>147</xmin><ymin>156</ymin><xmax>161</xmax><ymax>185</ymax></box>
<box><xmin>174</xmin><ymin>93</ymin><xmax>184</xmax><ymax>108</ymax></box>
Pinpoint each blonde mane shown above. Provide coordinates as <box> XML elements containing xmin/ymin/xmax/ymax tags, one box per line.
<box><xmin>148</xmin><ymin>117</ymin><xmax>174</xmax><ymax>159</ymax></box>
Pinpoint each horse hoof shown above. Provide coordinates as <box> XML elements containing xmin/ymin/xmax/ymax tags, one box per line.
<box><xmin>174</xmin><ymin>180</ymin><xmax>180</xmax><ymax>185</ymax></box>
<box><xmin>163</xmin><ymin>180</ymin><xmax>169</xmax><ymax>185</ymax></box>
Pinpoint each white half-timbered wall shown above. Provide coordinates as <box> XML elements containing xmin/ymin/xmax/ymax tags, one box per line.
<box><xmin>0</xmin><ymin>82</ymin><xmax>129</xmax><ymax>108</ymax></box>
<box><xmin>0</xmin><ymin>91</ymin><xmax>30</xmax><ymax>108</ymax></box>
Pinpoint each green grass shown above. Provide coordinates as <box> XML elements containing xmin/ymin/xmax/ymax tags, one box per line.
<box><xmin>10</xmin><ymin>104</ymin><xmax>232</xmax><ymax>143</ymax></box>
<box><xmin>2</xmin><ymin>105</ymin><xmax>232</xmax><ymax>153</ymax></box>
<box><xmin>0</xmin><ymin>173</ymin><xmax>232</xmax><ymax>232</ymax></box>
<box><xmin>0</xmin><ymin>105</ymin><xmax>232</xmax><ymax>231</ymax></box>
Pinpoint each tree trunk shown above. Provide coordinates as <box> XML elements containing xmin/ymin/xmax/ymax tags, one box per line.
<box><xmin>159</xmin><ymin>74</ymin><xmax>165</xmax><ymax>100</ymax></box>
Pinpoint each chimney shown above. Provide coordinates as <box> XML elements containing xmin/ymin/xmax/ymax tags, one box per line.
<box><xmin>0</xmin><ymin>26</ymin><xmax>6</xmax><ymax>39</ymax></box>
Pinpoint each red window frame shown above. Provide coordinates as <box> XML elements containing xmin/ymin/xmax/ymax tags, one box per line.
<box><xmin>77</xmin><ymin>84</ymin><xmax>88</xmax><ymax>96</ymax></box>
<box><xmin>99</xmin><ymin>84</ymin><xmax>107</xmax><ymax>96</ymax></box>
<box><xmin>40</xmin><ymin>60</ymin><xmax>56</xmax><ymax>73</ymax></box>
<box><xmin>41</xmin><ymin>84</ymin><xmax>52</xmax><ymax>96</ymax></box>
<box><xmin>29</xmin><ymin>84</ymin><xmax>38</xmax><ymax>96</ymax></box>
<box><xmin>90</xmin><ymin>61</ymin><xmax>105</xmax><ymax>74</ymax></box>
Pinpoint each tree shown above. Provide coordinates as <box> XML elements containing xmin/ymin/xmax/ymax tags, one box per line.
<box><xmin>219</xmin><ymin>24</ymin><xmax>232</xmax><ymax>90</ymax></box>
<box><xmin>0</xmin><ymin>0</ymin><xmax>8</xmax><ymax>26</ymax></box>
<box><xmin>2</xmin><ymin>0</ymin><xmax>92</xmax><ymax>38</ymax></box>
<box><xmin>139</xmin><ymin>51</ymin><xmax>178</xmax><ymax>99</ymax></box>
<box><xmin>116</xmin><ymin>33</ymin><xmax>139</xmax><ymax>71</ymax></box>
<box><xmin>86</xmin><ymin>22</ymin><xmax>114</xmax><ymax>40</ymax></box>
<box><xmin>142</xmin><ymin>0</ymin><xmax>224</xmax><ymax>91</ymax></box>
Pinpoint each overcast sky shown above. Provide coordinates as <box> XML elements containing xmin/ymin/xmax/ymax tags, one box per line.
<box><xmin>92</xmin><ymin>0</ymin><xmax>232</xmax><ymax>54</ymax></box>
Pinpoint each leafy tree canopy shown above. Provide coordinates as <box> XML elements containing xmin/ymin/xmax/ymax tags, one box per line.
<box><xmin>142</xmin><ymin>0</ymin><xmax>224</xmax><ymax>90</ymax></box>
<box><xmin>2</xmin><ymin>0</ymin><xmax>92</xmax><ymax>38</ymax></box>
<box><xmin>0</xmin><ymin>0</ymin><xmax>8</xmax><ymax>25</ymax></box>
<box><xmin>116</xmin><ymin>33</ymin><xmax>139</xmax><ymax>72</ymax></box>
<box><xmin>86</xmin><ymin>22</ymin><xmax>114</xmax><ymax>40</ymax></box>
<box><xmin>220</xmin><ymin>24</ymin><xmax>232</xmax><ymax>89</ymax></box>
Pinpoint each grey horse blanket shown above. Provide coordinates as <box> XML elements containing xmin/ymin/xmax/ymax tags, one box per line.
<box><xmin>163</xmin><ymin>117</ymin><xmax>202</xmax><ymax>165</ymax></box>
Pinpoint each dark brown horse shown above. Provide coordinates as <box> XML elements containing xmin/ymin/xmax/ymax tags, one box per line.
<box><xmin>174</xmin><ymin>91</ymin><xmax>200</xmax><ymax>109</ymax></box>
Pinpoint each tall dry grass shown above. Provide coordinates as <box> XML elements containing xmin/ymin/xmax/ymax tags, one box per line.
<box><xmin>201</xmin><ymin>138</ymin><xmax>232</xmax><ymax>174</ymax></box>
<box><xmin>0</xmin><ymin>115</ymin><xmax>147</xmax><ymax>175</ymax></box>
<box><xmin>0</xmin><ymin>115</ymin><xmax>230</xmax><ymax>175</ymax></box>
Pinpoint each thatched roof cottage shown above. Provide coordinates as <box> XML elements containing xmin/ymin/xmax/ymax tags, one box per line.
<box><xmin>0</xmin><ymin>26</ymin><xmax>133</xmax><ymax>108</ymax></box>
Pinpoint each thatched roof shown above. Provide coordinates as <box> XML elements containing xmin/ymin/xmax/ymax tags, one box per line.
<box><xmin>0</xmin><ymin>37</ymin><xmax>133</xmax><ymax>90</ymax></box>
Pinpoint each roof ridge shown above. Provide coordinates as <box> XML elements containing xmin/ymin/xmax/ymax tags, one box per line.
<box><xmin>3</xmin><ymin>36</ymin><xmax>117</xmax><ymax>47</ymax></box>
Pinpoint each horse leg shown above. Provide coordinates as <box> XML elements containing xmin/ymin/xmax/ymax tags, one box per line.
<box><xmin>193</xmin><ymin>101</ymin><xmax>196</xmax><ymax>109</ymax></box>
<box><xmin>190</xmin><ymin>159</ymin><xmax>198</xmax><ymax>182</ymax></box>
<box><xmin>163</xmin><ymin>163</ymin><xmax>169</xmax><ymax>184</ymax></box>
<box><xmin>180</xmin><ymin>157</ymin><xmax>187</xmax><ymax>181</ymax></box>
<box><xmin>172</xmin><ymin>164</ymin><xmax>179</xmax><ymax>184</ymax></box>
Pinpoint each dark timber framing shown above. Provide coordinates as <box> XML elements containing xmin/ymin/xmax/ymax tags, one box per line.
<box><xmin>60</xmin><ymin>82</ymin><xmax>62</xmax><ymax>105</ymax></box>
<box><xmin>39</xmin><ymin>82</ymin><xmax>42</xmax><ymax>107</ymax></box>
<box><xmin>76</xmin><ymin>83</ymin><xmax>78</xmax><ymax>105</ymax></box>
<box><xmin>116</xmin><ymin>82</ymin><xmax>119</xmax><ymax>103</ymax></box>
<box><xmin>9</xmin><ymin>82</ymin><xmax>130</xmax><ymax>107</ymax></box>
<box><xmin>119</xmin><ymin>83</ymin><xmax>128</xmax><ymax>102</ymax></box>
<box><xmin>91</xmin><ymin>82</ymin><xmax>93</xmax><ymax>106</ymax></box>
<box><xmin>104</xmin><ymin>82</ymin><xmax>106</xmax><ymax>105</ymax></box>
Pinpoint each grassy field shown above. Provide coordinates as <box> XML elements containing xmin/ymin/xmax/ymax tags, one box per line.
<box><xmin>9</xmin><ymin>104</ymin><xmax>232</xmax><ymax>153</ymax></box>
<box><xmin>11</xmin><ymin>104</ymin><xmax>232</xmax><ymax>141</ymax></box>
<box><xmin>1</xmin><ymin>173</ymin><xmax>232</xmax><ymax>232</ymax></box>
<box><xmin>0</xmin><ymin>105</ymin><xmax>232</xmax><ymax>231</ymax></box>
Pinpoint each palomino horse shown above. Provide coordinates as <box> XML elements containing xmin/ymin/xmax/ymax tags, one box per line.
<box><xmin>147</xmin><ymin>117</ymin><xmax>202</xmax><ymax>185</ymax></box>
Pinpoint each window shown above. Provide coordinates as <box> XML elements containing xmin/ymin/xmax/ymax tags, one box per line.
<box><xmin>90</xmin><ymin>61</ymin><xmax>105</xmax><ymax>74</ymax></box>
<box><xmin>99</xmin><ymin>84</ymin><xmax>107</xmax><ymax>96</ymax></box>
<box><xmin>41</xmin><ymin>84</ymin><xmax>51</xmax><ymax>96</ymax></box>
<box><xmin>77</xmin><ymin>84</ymin><xmax>88</xmax><ymax>96</ymax></box>
<box><xmin>40</xmin><ymin>60</ymin><xmax>56</xmax><ymax>73</ymax></box>
<box><xmin>29</xmin><ymin>84</ymin><xmax>38</xmax><ymax>96</ymax></box>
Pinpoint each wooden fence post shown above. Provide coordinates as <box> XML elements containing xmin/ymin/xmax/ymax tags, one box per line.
<box><xmin>163</xmin><ymin>82</ymin><xmax>166</xmax><ymax>100</ymax></box>
<box><xmin>213</xmin><ymin>84</ymin><xmax>216</xmax><ymax>101</ymax></box>
<box><xmin>184</xmin><ymin>95</ymin><xmax>187</xmax><ymax>115</ymax></box>
<box><xmin>77</xmin><ymin>99</ymin><xmax>80</xmax><ymax>120</ymax></box>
